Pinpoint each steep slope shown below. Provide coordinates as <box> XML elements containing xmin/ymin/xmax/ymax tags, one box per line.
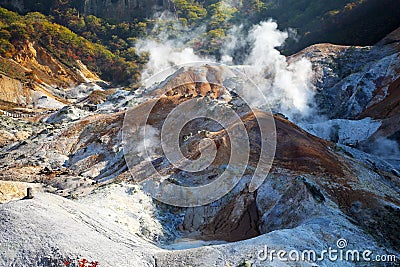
<box><xmin>0</xmin><ymin>65</ymin><xmax>399</xmax><ymax>267</ymax></box>
<box><xmin>0</xmin><ymin>185</ymin><xmax>160</xmax><ymax>267</ymax></box>
<box><xmin>295</xmin><ymin>27</ymin><xmax>400</xmax><ymax>119</ymax></box>
<box><xmin>0</xmin><ymin>6</ymin><xmax>139</xmax><ymax>102</ymax></box>
<box><xmin>293</xmin><ymin>28</ymin><xmax>400</xmax><ymax>168</ymax></box>
<box><xmin>0</xmin><ymin>41</ymin><xmax>102</xmax><ymax>110</ymax></box>
<box><xmin>0</xmin><ymin>7</ymin><xmax>104</xmax><ymax>111</ymax></box>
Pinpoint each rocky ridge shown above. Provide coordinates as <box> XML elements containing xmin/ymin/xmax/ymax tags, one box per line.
<box><xmin>0</xmin><ymin>41</ymin><xmax>103</xmax><ymax>110</ymax></box>
<box><xmin>293</xmin><ymin>28</ymin><xmax>400</xmax><ymax>169</ymax></box>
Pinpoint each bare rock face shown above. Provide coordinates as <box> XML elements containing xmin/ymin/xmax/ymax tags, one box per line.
<box><xmin>293</xmin><ymin>29</ymin><xmax>400</xmax><ymax>169</ymax></box>
<box><xmin>0</xmin><ymin>75</ymin><xmax>26</xmax><ymax>106</ymax></box>
<box><xmin>0</xmin><ymin>41</ymin><xmax>104</xmax><ymax>113</ymax></box>
<box><xmin>293</xmin><ymin>27</ymin><xmax>400</xmax><ymax>120</ymax></box>
<box><xmin>0</xmin><ymin>41</ymin><xmax>72</xmax><ymax>108</ymax></box>
<box><xmin>80</xmin><ymin>0</ymin><xmax>174</xmax><ymax>21</ymax></box>
<box><xmin>12</xmin><ymin>42</ymin><xmax>84</xmax><ymax>87</ymax></box>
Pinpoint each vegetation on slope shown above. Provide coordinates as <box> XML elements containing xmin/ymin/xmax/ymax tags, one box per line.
<box><xmin>0</xmin><ymin>0</ymin><xmax>399</xmax><ymax>84</ymax></box>
<box><xmin>0</xmin><ymin>7</ymin><xmax>144</xmax><ymax>85</ymax></box>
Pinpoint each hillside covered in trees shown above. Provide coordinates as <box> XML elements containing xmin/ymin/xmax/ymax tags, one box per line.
<box><xmin>0</xmin><ymin>7</ymin><xmax>146</xmax><ymax>85</ymax></box>
<box><xmin>0</xmin><ymin>0</ymin><xmax>399</xmax><ymax>83</ymax></box>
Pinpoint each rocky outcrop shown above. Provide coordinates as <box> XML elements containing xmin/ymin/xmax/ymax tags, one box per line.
<box><xmin>0</xmin><ymin>41</ymin><xmax>103</xmax><ymax>110</ymax></box>
<box><xmin>293</xmin><ymin>26</ymin><xmax>400</xmax><ymax>120</ymax></box>
<box><xmin>293</xmin><ymin>29</ymin><xmax>400</xmax><ymax>168</ymax></box>
<box><xmin>0</xmin><ymin>75</ymin><xmax>27</xmax><ymax>106</ymax></box>
<box><xmin>0</xmin><ymin>181</ymin><xmax>41</xmax><ymax>203</ymax></box>
<box><xmin>293</xmin><ymin>43</ymin><xmax>398</xmax><ymax>119</ymax></box>
<box><xmin>11</xmin><ymin>41</ymin><xmax>97</xmax><ymax>88</ymax></box>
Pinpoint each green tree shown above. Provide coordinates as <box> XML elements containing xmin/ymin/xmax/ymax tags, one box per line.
<box><xmin>173</xmin><ymin>0</ymin><xmax>207</xmax><ymax>25</ymax></box>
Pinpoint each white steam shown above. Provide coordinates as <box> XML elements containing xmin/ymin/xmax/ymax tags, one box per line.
<box><xmin>135</xmin><ymin>12</ymin><xmax>212</xmax><ymax>87</ymax></box>
<box><xmin>134</xmin><ymin>125</ymin><xmax>161</xmax><ymax>161</ymax></box>
<box><xmin>224</xmin><ymin>20</ymin><xmax>314</xmax><ymax>118</ymax></box>
<box><xmin>220</xmin><ymin>25</ymin><xmax>246</xmax><ymax>64</ymax></box>
<box><xmin>136</xmin><ymin>18</ymin><xmax>315</xmax><ymax>120</ymax></box>
<box><xmin>136</xmin><ymin>39</ymin><xmax>211</xmax><ymax>84</ymax></box>
<box><xmin>366</xmin><ymin>137</ymin><xmax>400</xmax><ymax>168</ymax></box>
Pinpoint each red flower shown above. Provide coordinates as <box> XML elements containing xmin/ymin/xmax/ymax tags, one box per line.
<box><xmin>78</xmin><ymin>258</ymin><xmax>88</xmax><ymax>267</ymax></box>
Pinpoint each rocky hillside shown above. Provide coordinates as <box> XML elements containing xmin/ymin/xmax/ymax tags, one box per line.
<box><xmin>0</xmin><ymin>6</ymin><xmax>145</xmax><ymax>122</ymax></box>
<box><xmin>0</xmin><ymin>4</ymin><xmax>399</xmax><ymax>267</ymax></box>
<box><xmin>292</xmin><ymin>27</ymin><xmax>400</xmax><ymax>168</ymax></box>
<box><xmin>0</xmin><ymin>7</ymin><xmax>142</xmax><ymax>87</ymax></box>
<box><xmin>0</xmin><ymin>40</ymin><xmax>101</xmax><ymax>109</ymax></box>
<box><xmin>1</xmin><ymin>54</ymin><xmax>399</xmax><ymax>266</ymax></box>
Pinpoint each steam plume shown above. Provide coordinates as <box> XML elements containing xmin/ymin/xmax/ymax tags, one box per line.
<box><xmin>136</xmin><ymin>17</ymin><xmax>315</xmax><ymax>121</ymax></box>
